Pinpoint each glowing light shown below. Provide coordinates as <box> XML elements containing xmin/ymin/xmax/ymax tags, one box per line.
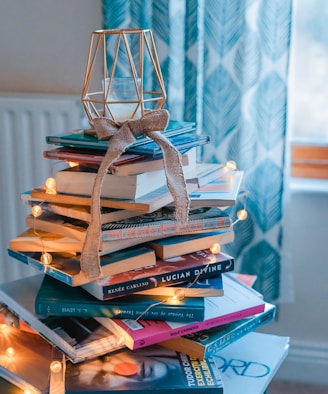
<box><xmin>24</xmin><ymin>390</ymin><xmax>34</xmax><ymax>394</ymax></box>
<box><xmin>237</xmin><ymin>209</ymin><xmax>248</xmax><ymax>221</ymax></box>
<box><xmin>226</xmin><ymin>160</ymin><xmax>237</xmax><ymax>171</ymax></box>
<box><xmin>45</xmin><ymin>177</ymin><xmax>56</xmax><ymax>189</ymax></box>
<box><xmin>171</xmin><ymin>290</ymin><xmax>185</xmax><ymax>302</ymax></box>
<box><xmin>50</xmin><ymin>360</ymin><xmax>62</xmax><ymax>374</ymax></box>
<box><xmin>40</xmin><ymin>252</ymin><xmax>52</xmax><ymax>265</ymax></box>
<box><xmin>31</xmin><ymin>205</ymin><xmax>42</xmax><ymax>218</ymax></box>
<box><xmin>0</xmin><ymin>323</ymin><xmax>7</xmax><ymax>330</ymax></box>
<box><xmin>210</xmin><ymin>243</ymin><xmax>221</xmax><ymax>254</ymax></box>
<box><xmin>6</xmin><ymin>347</ymin><xmax>15</xmax><ymax>358</ymax></box>
<box><xmin>117</xmin><ymin>336</ymin><xmax>126</xmax><ymax>346</ymax></box>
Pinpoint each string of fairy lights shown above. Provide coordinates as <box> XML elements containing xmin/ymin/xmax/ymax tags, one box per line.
<box><xmin>0</xmin><ymin>159</ymin><xmax>248</xmax><ymax>393</ymax></box>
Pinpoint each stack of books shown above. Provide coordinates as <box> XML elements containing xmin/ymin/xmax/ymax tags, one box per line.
<box><xmin>0</xmin><ymin>121</ymin><xmax>289</xmax><ymax>393</ymax></box>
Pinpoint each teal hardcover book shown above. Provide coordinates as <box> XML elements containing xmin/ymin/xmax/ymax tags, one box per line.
<box><xmin>46</xmin><ymin>120</ymin><xmax>196</xmax><ymax>152</ymax></box>
<box><xmin>35</xmin><ymin>275</ymin><xmax>206</xmax><ymax>322</ymax></box>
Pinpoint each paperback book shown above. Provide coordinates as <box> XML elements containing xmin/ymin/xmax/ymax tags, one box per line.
<box><xmin>55</xmin><ymin>165</ymin><xmax>168</xmax><ymax>199</ymax></box>
<box><xmin>26</xmin><ymin>206</ymin><xmax>232</xmax><ymax>243</ymax></box>
<box><xmin>213</xmin><ymin>332</ymin><xmax>289</xmax><ymax>394</ymax></box>
<box><xmin>160</xmin><ymin>302</ymin><xmax>276</xmax><ymax>359</ymax></box>
<box><xmin>96</xmin><ymin>273</ymin><xmax>266</xmax><ymax>350</ymax></box>
<box><xmin>0</xmin><ymin>329</ymin><xmax>224</xmax><ymax>394</ymax></box>
<box><xmin>28</xmin><ymin>200</ymin><xmax>143</xmax><ymax>224</ymax></box>
<box><xmin>145</xmin><ymin>230</ymin><xmax>234</xmax><ymax>259</ymax></box>
<box><xmin>0</xmin><ymin>275</ymin><xmax>125</xmax><ymax>363</ymax></box>
<box><xmin>81</xmin><ymin>249</ymin><xmax>234</xmax><ymax>300</ymax></box>
<box><xmin>64</xmin><ymin>345</ymin><xmax>224</xmax><ymax>393</ymax></box>
<box><xmin>28</xmin><ymin>183</ymin><xmax>178</xmax><ymax>212</ymax></box>
<box><xmin>188</xmin><ymin>170</ymin><xmax>244</xmax><ymax>208</ymax></box>
<box><xmin>7</xmin><ymin>246</ymin><xmax>156</xmax><ymax>287</ymax></box>
<box><xmin>99</xmin><ymin>207</ymin><xmax>232</xmax><ymax>242</ymax></box>
<box><xmin>35</xmin><ymin>275</ymin><xmax>207</xmax><ymax>322</ymax></box>
<box><xmin>185</xmin><ymin>162</ymin><xmax>229</xmax><ymax>188</ymax></box>
<box><xmin>0</xmin><ymin>324</ymin><xmax>63</xmax><ymax>394</ymax></box>
<box><xmin>43</xmin><ymin>147</ymin><xmax>194</xmax><ymax>176</ymax></box>
<box><xmin>138</xmin><ymin>275</ymin><xmax>224</xmax><ymax>298</ymax></box>
<box><xmin>9</xmin><ymin>226</ymin><xmax>177</xmax><ymax>256</ymax></box>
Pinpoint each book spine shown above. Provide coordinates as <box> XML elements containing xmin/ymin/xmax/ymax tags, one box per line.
<box><xmin>101</xmin><ymin>217</ymin><xmax>231</xmax><ymax>241</ymax></box>
<box><xmin>202</xmin><ymin>307</ymin><xmax>276</xmax><ymax>358</ymax></box>
<box><xmin>125</xmin><ymin>304</ymin><xmax>266</xmax><ymax>350</ymax></box>
<box><xmin>35</xmin><ymin>301</ymin><xmax>205</xmax><ymax>322</ymax></box>
<box><xmin>95</xmin><ymin>257</ymin><xmax>234</xmax><ymax>300</ymax></box>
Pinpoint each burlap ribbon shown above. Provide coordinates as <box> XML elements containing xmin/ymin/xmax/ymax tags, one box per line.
<box><xmin>80</xmin><ymin>109</ymin><xmax>190</xmax><ymax>279</ymax></box>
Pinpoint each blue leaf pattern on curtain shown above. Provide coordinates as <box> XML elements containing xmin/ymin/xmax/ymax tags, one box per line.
<box><xmin>203</xmin><ymin>65</ymin><xmax>241</xmax><ymax>151</ymax></box>
<box><xmin>241</xmin><ymin>240</ymin><xmax>281</xmax><ymax>301</ymax></box>
<box><xmin>251</xmin><ymin>72</ymin><xmax>287</xmax><ymax>150</ymax></box>
<box><xmin>102</xmin><ymin>0</ymin><xmax>293</xmax><ymax>302</ymax></box>
<box><xmin>258</xmin><ymin>0</ymin><xmax>292</xmax><ymax>61</ymax></box>
<box><xmin>234</xmin><ymin>30</ymin><xmax>261</xmax><ymax>90</ymax></box>
<box><xmin>205</xmin><ymin>0</ymin><xmax>246</xmax><ymax>57</ymax></box>
<box><xmin>227</xmin><ymin>122</ymin><xmax>258</xmax><ymax>170</ymax></box>
<box><xmin>246</xmin><ymin>158</ymin><xmax>283</xmax><ymax>232</ymax></box>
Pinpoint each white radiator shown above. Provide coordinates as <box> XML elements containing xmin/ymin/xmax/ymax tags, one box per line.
<box><xmin>0</xmin><ymin>93</ymin><xmax>84</xmax><ymax>283</ymax></box>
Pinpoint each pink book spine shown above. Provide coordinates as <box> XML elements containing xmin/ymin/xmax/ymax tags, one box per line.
<box><xmin>114</xmin><ymin>303</ymin><xmax>265</xmax><ymax>350</ymax></box>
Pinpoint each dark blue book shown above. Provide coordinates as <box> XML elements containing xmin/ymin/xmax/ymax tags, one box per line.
<box><xmin>35</xmin><ymin>275</ymin><xmax>206</xmax><ymax>322</ymax></box>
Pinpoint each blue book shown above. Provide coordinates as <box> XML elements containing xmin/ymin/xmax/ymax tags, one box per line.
<box><xmin>0</xmin><ymin>326</ymin><xmax>224</xmax><ymax>394</ymax></box>
<box><xmin>35</xmin><ymin>275</ymin><xmax>206</xmax><ymax>322</ymax></box>
<box><xmin>7</xmin><ymin>246</ymin><xmax>155</xmax><ymax>287</ymax></box>
<box><xmin>46</xmin><ymin>131</ymin><xmax>209</xmax><ymax>159</ymax></box>
<box><xmin>46</xmin><ymin>120</ymin><xmax>196</xmax><ymax>151</ymax></box>
<box><xmin>160</xmin><ymin>302</ymin><xmax>276</xmax><ymax>359</ymax></box>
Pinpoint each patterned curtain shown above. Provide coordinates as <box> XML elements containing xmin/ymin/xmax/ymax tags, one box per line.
<box><xmin>102</xmin><ymin>0</ymin><xmax>293</xmax><ymax>302</ymax></box>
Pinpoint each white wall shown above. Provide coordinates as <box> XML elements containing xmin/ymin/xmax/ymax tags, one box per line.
<box><xmin>1</xmin><ymin>0</ymin><xmax>328</xmax><ymax>385</ymax></box>
<box><xmin>0</xmin><ymin>0</ymin><xmax>103</xmax><ymax>94</ymax></box>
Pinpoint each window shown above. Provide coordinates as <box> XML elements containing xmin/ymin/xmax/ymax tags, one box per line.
<box><xmin>289</xmin><ymin>0</ymin><xmax>328</xmax><ymax>179</ymax></box>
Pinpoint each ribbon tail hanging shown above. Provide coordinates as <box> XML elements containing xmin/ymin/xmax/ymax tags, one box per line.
<box><xmin>149</xmin><ymin>131</ymin><xmax>190</xmax><ymax>225</ymax></box>
<box><xmin>80</xmin><ymin>125</ymin><xmax>136</xmax><ymax>279</ymax></box>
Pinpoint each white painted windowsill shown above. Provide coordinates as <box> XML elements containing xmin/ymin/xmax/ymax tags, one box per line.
<box><xmin>290</xmin><ymin>177</ymin><xmax>328</xmax><ymax>195</ymax></box>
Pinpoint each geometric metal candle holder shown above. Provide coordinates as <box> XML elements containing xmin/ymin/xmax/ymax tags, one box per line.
<box><xmin>81</xmin><ymin>28</ymin><xmax>166</xmax><ymax>122</ymax></box>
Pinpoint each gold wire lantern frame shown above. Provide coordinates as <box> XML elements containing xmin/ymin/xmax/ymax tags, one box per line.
<box><xmin>81</xmin><ymin>28</ymin><xmax>167</xmax><ymax>122</ymax></box>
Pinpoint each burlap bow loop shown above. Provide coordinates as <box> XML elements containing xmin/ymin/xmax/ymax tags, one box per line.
<box><xmin>91</xmin><ymin>109</ymin><xmax>170</xmax><ymax>140</ymax></box>
<box><xmin>81</xmin><ymin>109</ymin><xmax>190</xmax><ymax>279</ymax></box>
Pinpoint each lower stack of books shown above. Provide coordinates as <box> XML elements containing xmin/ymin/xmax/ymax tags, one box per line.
<box><xmin>0</xmin><ymin>130</ymin><xmax>289</xmax><ymax>393</ymax></box>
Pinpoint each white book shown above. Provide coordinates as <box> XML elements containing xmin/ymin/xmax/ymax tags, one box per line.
<box><xmin>213</xmin><ymin>332</ymin><xmax>290</xmax><ymax>394</ymax></box>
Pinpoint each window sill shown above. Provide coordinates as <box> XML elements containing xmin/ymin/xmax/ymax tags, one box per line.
<box><xmin>290</xmin><ymin>177</ymin><xmax>328</xmax><ymax>195</ymax></box>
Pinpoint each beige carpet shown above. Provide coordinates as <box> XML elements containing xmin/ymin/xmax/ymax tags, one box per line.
<box><xmin>268</xmin><ymin>380</ymin><xmax>328</xmax><ymax>393</ymax></box>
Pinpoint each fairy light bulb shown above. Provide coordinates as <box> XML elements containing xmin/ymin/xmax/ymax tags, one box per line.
<box><xmin>24</xmin><ymin>390</ymin><xmax>34</xmax><ymax>394</ymax></box>
<box><xmin>40</xmin><ymin>252</ymin><xmax>52</xmax><ymax>265</ymax></box>
<box><xmin>210</xmin><ymin>243</ymin><xmax>221</xmax><ymax>254</ymax></box>
<box><xmin>6</xmin><ymin>347</ymin><xmax>15</xmax><ymax>358</ymax></box>
<box><xmin>237</xmin><ymin>209</ymin><xmax>248</xmax><ymax>221</ymax></box>
<box><xmin>50</xmin><ymin>360</ymin><xmax>62</xmax><ymax>374</ymax></box>
<box><xmin>45</xmin><ymin>177</ymin><xmax>56</xmax><ymax>189</ymax></box>
<box><xmin>45</xmin><ymin>177</ymin><xmax>57</xmax><ymax>195</ymax></box>
<box><xmin>172</xmin><ymin>289</ymin><xmax>185</xmax><ymax>302</ymax></box>
<box><xmin>31</xmin><ymin>205</ymin><xmax>42</xmax><ymax>218</ymax></box>
<box><xmin>226</xmin><ymin>160</ymin><xmax>237</xmax><ymax>171</ymax></box>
